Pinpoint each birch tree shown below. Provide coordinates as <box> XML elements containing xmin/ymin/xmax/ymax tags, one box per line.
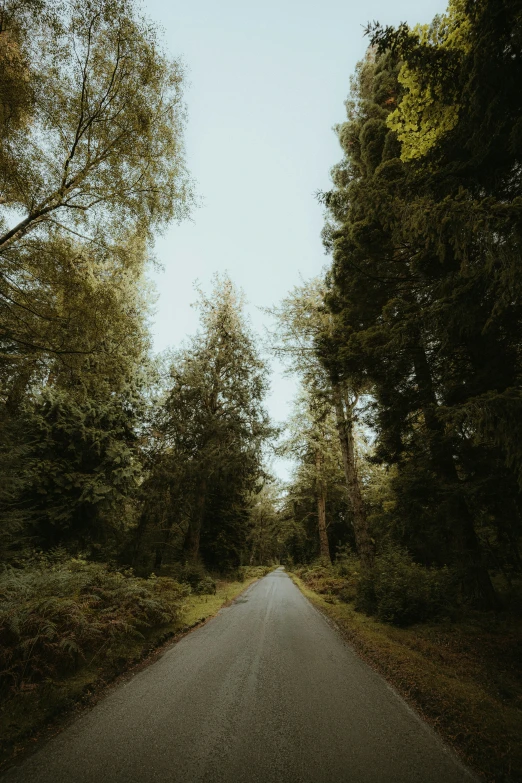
<box><xmin>0</xmin><ymin>0</ymin><xmax>191</xmax><ymax>398</ymax></box>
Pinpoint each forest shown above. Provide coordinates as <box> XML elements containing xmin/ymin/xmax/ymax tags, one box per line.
<box><xmin>0</xmin><ymin>0</ymin><xmax>521</xmax><ymax>780</ymax></box>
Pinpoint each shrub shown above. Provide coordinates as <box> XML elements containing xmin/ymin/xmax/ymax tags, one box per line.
<box><xmin>334</xmin><ymin>548</ymin><xmax>362</xmax><ymax>602</ymax></box>
<box><xmin>338</xmin><ymin>586</ymin><xmax>356</xmax><ymax>603</ymax></box>
<box><xmin>176</xmin><ymin>561</ymin><xmax>208</xmax><ymax>589</ymax></box>
<box><xmin>356</xmin><ymin>547</ymin><xmax>456</xmax><ymax>626</ymax></box>
<box><xmin>241</xmin><ymin>565</ymin><xmax>274</xmax><ymax>580</ymax></box>
<box><xmin>163</xmin><ymin>562</ymin><xmax>217</xmax><ymax>594</ymax></box>
<box><xmin>297</xmin><ymin>561</ymin><xmax>351</xmax><ymax>598</ymax></box>
<box><xmin>192</xmin><ymin>575</ymin><xmax>217</xmax><ymax>595</ymax></box>
<box><xmin>0</xmin><ymin>556</ymin><xmax>189</xmax><ymax>692</ymax></box>
<box><xmin>298</xmin><ymin>561</ymin><xmax>334</xmax><ymax>584</ymax></box>
<box><xmin>225</xmin><ymin>565</ymin><xmax>273</xmax><ymax>582</ymax></box>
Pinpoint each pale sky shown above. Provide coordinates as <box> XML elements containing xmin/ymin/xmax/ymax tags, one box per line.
<box><xmin>144</xmin><ymin>0</ymin><xmax>448</xmax><ymax>479</ymax></box>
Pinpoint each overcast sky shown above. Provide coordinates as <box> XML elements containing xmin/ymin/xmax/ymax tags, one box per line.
<box><xmin>144</xmin><ymin>0</ymin><xmax>448</xmax><ymax>479</ymax></box>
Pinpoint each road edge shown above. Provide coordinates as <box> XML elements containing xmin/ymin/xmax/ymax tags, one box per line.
<box><xmin>287</xmin><ymin>571</ymin><xmax>483</xmax><ymax>783</ymax></box>
<box><xmin>0</xmin><ymin>572</ymin><xmax>270</xmax><ymax>774</ymax></box>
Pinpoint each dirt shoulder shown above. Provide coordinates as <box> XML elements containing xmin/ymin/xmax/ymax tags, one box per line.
<box><xmin>290</xmin><ymin>572</ymin><xmax>522</xmax><ymax>783</ymax></box>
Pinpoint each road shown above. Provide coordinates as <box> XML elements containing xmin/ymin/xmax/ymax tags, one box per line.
<box><xmin>2</xmin><ymin>568</ymin><xmax>475</xmax><ymax>783</ymax></box>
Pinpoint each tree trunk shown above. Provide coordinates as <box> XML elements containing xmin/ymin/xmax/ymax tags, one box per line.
<box><xmin>183</xmin><ymin>477</ymin><xmax>206</xmax><ymax>561</ymax></box>
<box><xmin>315</xmin><ymin>450</ymin><xmax>331</xmax><ymax>564</ymax></box>
<box><xmin>411</xmin><ymin>338</ymin><xmax>499</xmax><ymax>608</ymax></box>
<box><xmin>154</xmin><ymin>543</ymin><xmax>164</xmax><ymax>572</ymax></box>
<box><xmin>332</xmin><ymin>382</ymin><xmax>375</xmax><ymax>569</ymax></box>
<box><xmin>154</xmin><ymin>500</ymin><xmax>173</xmax><ymax>572</ymax></box>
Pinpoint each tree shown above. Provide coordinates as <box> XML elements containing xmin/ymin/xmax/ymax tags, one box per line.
<box><xmin>246</xmin><ymin>482</ymin><xmax>285</xmax><ymax>566</ymax></box>
<box><xmin>269</xmin><ymin>277</ymin><xmax>374</xmax><ymax>567</ymax></box>
<box><xmin>320</xmin><ymin>6</ymin><xmax>522</xmax><ymax>604</ymax></box>
<box><xmin>0</xmin><ymin>0</ymin><xmax>189</xmax><ymax>246</ymax></box>
<box><xmin>280</xmin><ymin>384</ymin><xmax>354</xmax><ymax>565</ymax></box>
<box><xmin>0</xmin><ymin>0</ymin><xmax>192</xmax><ymax>560</ymax></box>
<box><xmin>20</xmin><ymin>251</ymin><xmax>153</xmax><ymax>554</ymax></box>
<box><xmin>150</xmin><ymin>276</ymin><xmax>272</xmax><ymax>569</ymax></box>
<box><xmin>0</xmin><ymin>0</ymin><xmax>191</xmax><ymax>403</ymax></box>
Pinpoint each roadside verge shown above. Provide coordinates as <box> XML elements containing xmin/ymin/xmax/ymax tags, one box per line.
<box><xmin>289</xmin><ymin>572</ymin><xmax>522</xmax><ymax>783</ymax></box>
<box><xmin>0</xmin><ymin>568</ymin><xmax>270</xmax><ymax>770</ymax></box>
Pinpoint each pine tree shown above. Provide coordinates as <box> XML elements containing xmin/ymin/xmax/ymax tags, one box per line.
<box><xmin>149</xmin><ymin>276</ymin><xmax>272</xmax><ymax>569</ymax></box>
<box><xmin>320</xmin><ymin>25</ymin><xmax>522</xmax><ymax>603</ymax></box>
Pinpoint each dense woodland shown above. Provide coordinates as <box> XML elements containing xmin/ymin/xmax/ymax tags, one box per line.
<box><xmin>280</xmin><ymin>0</ymin><xmax>522</xmax><ymax>622</ymax></box>
<box><xmin>0</xmin><ymin>0</ymin><xmax>521</xmax><ymax>749</ymax></box>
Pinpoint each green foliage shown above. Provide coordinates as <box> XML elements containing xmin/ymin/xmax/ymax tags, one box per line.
<box><xmin>134</xmin><ymin>276</ymin><xmax>274</xmax><ymax>572</ymax></box>
<box><xmin>268</xmin><ymin>276</ymin><xmax>372</xmax><ymax>567</ymax></box>
<box><xmin>279</xmin><ymin>383</ymin><xmax>354</xmax><ymax>564</ymax></box>
<box><xmin>295</xmin><ymin>548</ymin><xmax>362</xmax><ymax>602</ymax></box>
<box><xmin>296</xmin><ymin>545</ymin><xmax>455</xmax><ymax>626</ymax></box>
<box><xmin>0</xmin><ymin>0</ymin><xmax>191</xmax><ymax>424</ymax></box>
<box><xmin>296</xmin><ymin>562</ymin><xmax>348</xmax><ymax>599</ymax></box>
<box><xmin>24</xmin><ymin>385</ymin><xmax>144</xmax><ymax>550</ymax></box>
<box><xmin>384</xmin><ymin>2</ymin><xmax>471</xmax><ymax>161</ymax></box>
<box><xmin>0</xmin><ymin>554</ymin><xmax>189</xmax><ymax>692</ymax></box>
<box><xmin>0</xmin><ymin>407</ymin><xmax>33</xmax><ymax>559</ymax></box>
<box><xmin>0</xmin><ymin>0</ymin><xmax>191</xmax><ymax>560</ymax></box>
<box><xmin>334</xmin><ymin>546</ymin><xmax>363</xmax><ymax>603</ymax></box>
<box><xmin>246</xmin><ymin>482</ymin><xmax>286</xmax><ymax>566</ymax></box>
<box><xmin>232</xmin><ymin>565</ymin><xmax>274</xmax><ymax>581</ymax></box>
<box><xmin>0</xmin><ymin>0</ymin><xmax>191</xmax><ymax>243</ymax></box>
<box><xmin>320</xmin><ymin>5</ymin><xmax>522</xmax><ymax>604</ymax></box>
<box><xmin>192</xmin><ymin>576</ymin><xmax>217</xmax><ymax>595</ymax></box>
<box><xmin>356</xmin><ymin>547</ymin><xmax>456</xmax><ymax>626</ymax></box>
<box><xmin>163</xmin><ymin>562</ymin><xmax>216</xmax><ymax>595</ymax></box>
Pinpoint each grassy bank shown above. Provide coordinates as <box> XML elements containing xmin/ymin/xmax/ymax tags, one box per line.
<box><xmin>0</xmin><ymin>565</ymin><xmax>271</xmax><ymax>768</ymax></box>
<box><xmin>290</xmin><ymin>572</ymin><xmax>522</xmax><ymax>783</ymax></box>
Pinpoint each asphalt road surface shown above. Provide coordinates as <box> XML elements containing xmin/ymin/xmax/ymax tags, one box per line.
<box><xmin>2</xmin><ymin>568</ymin><xmax>476</xmax><ymax>783</ymax></box>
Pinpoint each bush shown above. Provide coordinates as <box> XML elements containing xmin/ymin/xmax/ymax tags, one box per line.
<box><xmin>164</xmin><ymin>562</ymin><xmax>217</xmax><ymax>594</ymax></box>
<box><xmin>334</xmin><ymin>548</ymin><xmax>362</xmax><ymax>602</ymax></box>
<box><xmin>296</xmin><ymin>562</ymin><xmax>346</xmax><ymax>598</ymax></box>
<box><xmin>225</xmin><ymin>565</ymin><xmax>273</xmax><ymax>582</ymax></box>
<box><xmin>294</xmin><ymin>549</ymin><xmax>456</xmax><ymax>625</ymax></box>
<box><xmin>0</xmin><ymin>556</ymin><xmax>189</xmax><ymax>692</ymax></box>
<box><xmin>176</xmin><ymin>561</ymin><xmax>207</xmax><ymax>589</ymax></box>
<box><xmin>356</xmin><ymin>547</ymin><xmax>456</xmax><ymax>626</ymax></box>
<box><xmin>192</xmin><ymin>575</ymin><xmax>217</xmax><ymax>595</ymax></box>
<box><xmin>297</xmin><ymin>562</ymin><xmax>333</xmax><ymax>582</ymax></box>
<box><xmin>242</xmin><ymin>565</ymin><xmax>274</xmax><ymax>580</ymax></box>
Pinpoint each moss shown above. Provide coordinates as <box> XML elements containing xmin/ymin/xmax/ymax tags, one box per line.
<box><xmin>291</xmin><ymin>573</ymin><xmax>522</xmax><ymax>783</ymax></box>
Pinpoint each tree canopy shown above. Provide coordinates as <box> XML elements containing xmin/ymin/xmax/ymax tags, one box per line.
<box><xmin>0</xmin><ymin>0</ymin><xmax>191</xmax><ymax>560</ymax></box>
<box><xmin>1</xmin><ymin>0</ymin><xmax>521</xmax><ymax>625</ymax></box>
<box><xmin>315</xmin><ymin>0</ymin><xmax>522</xmax><ymax>606</ymax></box>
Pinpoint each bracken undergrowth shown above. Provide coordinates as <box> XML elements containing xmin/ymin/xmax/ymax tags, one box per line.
<box><xmin>0</xmin><ymin>554</ymin><xmax>189</xmax><ymax>694</ymax></box>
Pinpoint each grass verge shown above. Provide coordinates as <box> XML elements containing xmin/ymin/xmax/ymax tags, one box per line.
<box><xmin>0</xmin><ymin>572</ymin><xmax>265</xmax><ymax>770</ymax></box>
<box><xmin>290</xmin><ymin>572</ymin><xmax>522</xmax><ymax>783</ymax></box>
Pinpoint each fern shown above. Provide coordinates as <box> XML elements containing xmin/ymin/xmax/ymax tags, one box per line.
<box><xmin>0</xmin><ymin>556</ymin><xmax>189</xmax><ymax>692</ymax></box>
